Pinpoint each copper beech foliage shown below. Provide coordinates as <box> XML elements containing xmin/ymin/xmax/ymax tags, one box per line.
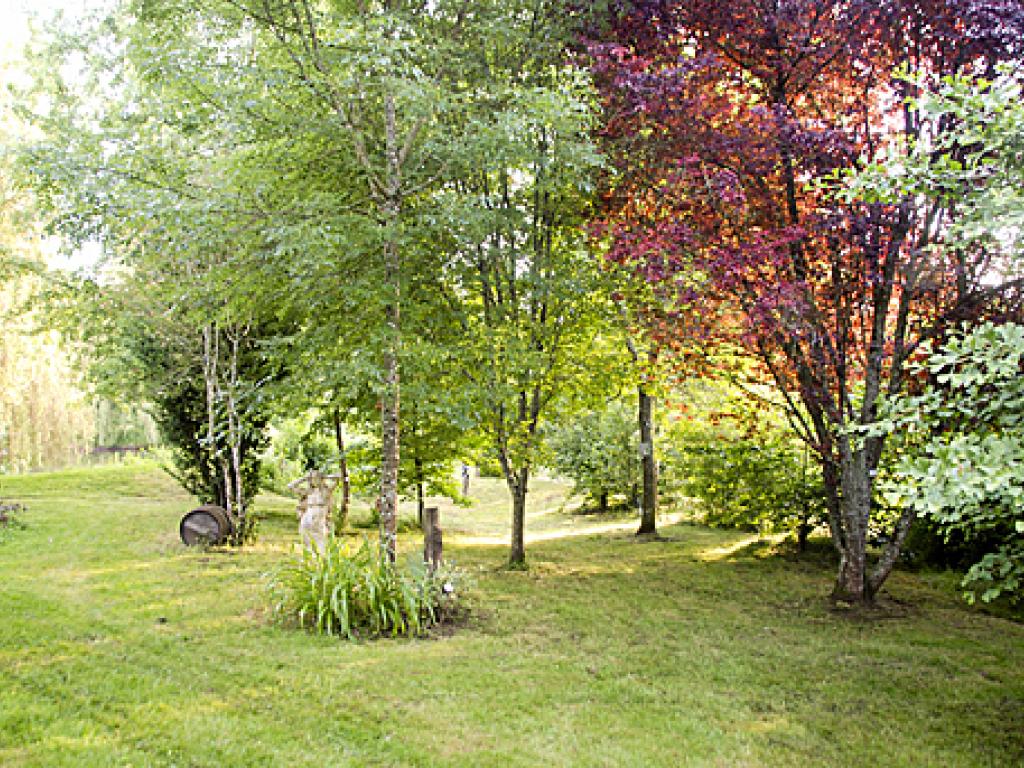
<box><xmin>586</xmin><ymin>0</ymin><xmax>1024</xmax><ymax>600</ymax></box>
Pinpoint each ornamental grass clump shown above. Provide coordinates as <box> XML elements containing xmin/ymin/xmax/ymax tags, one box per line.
<box><xmin>268</xmin><ymin>536</ymin><xmax>465</xmax><ymax>639</ymax></box>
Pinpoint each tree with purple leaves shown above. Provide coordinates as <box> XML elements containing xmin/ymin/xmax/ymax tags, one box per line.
<box><xmin>587</xmin><ymin>0</ymin><xmax>1024</xmax><ymax>604</ymax></box>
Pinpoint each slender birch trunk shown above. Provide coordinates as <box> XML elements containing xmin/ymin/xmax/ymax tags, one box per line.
<box><xmin>201</xmin><ymin>324</ymin><xmax>230</xmax><ymax>511</ymax></box>
<box><xmin>377</xmin><ymin>90</ymin><xmax>402</xmax><ymax>563</ymax></box>
<box><xmin>225</xmin><ymin>328</ymin><xmax>246</xmax><ymax>542</ymax></box>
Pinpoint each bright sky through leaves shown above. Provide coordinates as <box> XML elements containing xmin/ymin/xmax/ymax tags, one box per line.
<box><xmin>1</xmin><ymin>1</ymin><xmax>107</xmax><ymax>272</ymax></box>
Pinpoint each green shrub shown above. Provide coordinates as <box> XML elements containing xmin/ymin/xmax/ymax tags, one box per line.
<box><xmin>547</xmin><ymin>402</ymin><xmax>639</xmax><ymax>512</ymax></box>
<box><xmin>873</xmin><ymin>322</ymin><xmax>1024</xmax><ymax>602</ymax></box>
<box><xmin>665</xmin><ymin>392</ymin><xmax>828</xmax><ymax>547</ymax></box>
<box><xmin>267</xmin><ymin>536</ymin><xmax>466</xmax><ymax>639</ymax></box>
<box><xmin>680</xmin><ymin>430</ymin><xmax>825</xmax><ymax>539</ymax></box>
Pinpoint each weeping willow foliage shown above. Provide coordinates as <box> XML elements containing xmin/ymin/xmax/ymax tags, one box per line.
<box><xmin>0</xmin><ymin>273</ymin><xmax>95</xmax><ymax>473</ymax></box>
<box><xmin>1</xmin><ymin>94</ymin><xmax>94</xmax><ymax>473</ymax></box>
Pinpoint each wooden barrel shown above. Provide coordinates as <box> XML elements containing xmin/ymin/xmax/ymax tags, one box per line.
<box><xmin>179</xmin><ymin>504</ymin><xmax>233</xmax><ymax>546</ymax></box>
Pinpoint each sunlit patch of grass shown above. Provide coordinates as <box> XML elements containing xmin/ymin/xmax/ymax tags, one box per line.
<box><xmin>699</xmin><ymin>534</ymin><xmax>773</xmax><ymax>561</ymax></box>
<box><xmin>0</xmin><ymin>462</ymin><xmax>1022</xmax><ymax>766</ymax></box>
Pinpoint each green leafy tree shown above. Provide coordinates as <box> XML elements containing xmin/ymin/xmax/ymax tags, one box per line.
<box><xmin>0</xmin><ymin>87</ymin><xmax>94</xmax><ymax>473</ymax></box>
<box><xmin>20</xmin><ymin>0</ymin><xmax>489</xmax><ymax>554</ymax></box>
<box><xmin>437</xmin><ymin>60</ymin><xmax>613</xmax><ymax>566</ymax></box>
<box><xmin>21</xmin><ymin>0</ymin><xmax>616</xmax><ymax>563</ymax></box>
<box><xmin>548</xmin><ymin>401</ymin><xmax>639</xmax><ymax>513</ymax></box>
<box><xmin>846</xmin><ymin>69</ymin><xmax>1024</xmax><ymax>601</ymax></box>
<box><xmin>873</xmin><ymin>323</ymin><xmax>1024</xmax><ymax>603</ymax></box>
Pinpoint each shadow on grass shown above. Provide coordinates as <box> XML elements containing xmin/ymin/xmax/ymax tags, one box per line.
<box><xmin>448</xmin><ymin>522</ymin><xmax>990</xmax><ymax>628</ymax></box>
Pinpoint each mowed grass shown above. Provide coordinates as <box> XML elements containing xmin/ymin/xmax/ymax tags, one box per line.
<box><xmin>1</xmin><ymin>461</ymin><xmax>1022</xmax><ymax>767</ymax></box>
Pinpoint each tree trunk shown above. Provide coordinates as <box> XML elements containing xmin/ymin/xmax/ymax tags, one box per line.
<box><xmin>379</xmin><ymin>294</ymin><xmax>400</xmax><ymax>562</ymax></box>
<box><xmin>832</xmin><ymin>442</ymin><xmax>871</xmax><ymax>603</ymax></box>
<box><xmin>636</xmin><ymin>384</ymin><xmax>658</xmax><ymax>535</ymax></box>
<box><xmin>415</xmin><ymin>456</ymin><xmax>425</xmax><ymax>527</ymax></box>
<box><xmin>869</xmin><ymin>506</ymin><xmax>916</xmax><ymax>596</ymax></box>
<box><xmin>377</xmin><ymin>91</ymin><xmax>401</xmax><ymax>563</ymax></box>
<box><xmin>202</xmin><ymin>324</ymin><xmax>238</xmax><ymax>523</ymax></box>
<box><xmin>508</xmin><ymin>467</ymin><xmax>529</xmax><ymax>568</ymax></box>
<box><xmin>822</xmin><ymin>457</ymin><xmax>844</xmax><ymax>554</ymax></box>
<box><xmin>221</xmin><ymin>460</ymin><xmax>235</xmax><ymax>518</ymax></box>
<box><xmin>226</xmin><ymin>329</ymin><xmax>246</xmax><ymax>543</ymax></box>
<box><xmin>598</xmin><ymin>491</ymin><xmax>608</xmax><ymax>514</ymax></box>
<box><xmin>797</xmin><ymin>515</ymin><xmax>811</xmax><ymax>553</ymax></box>
<box><xmin>201</xmin><ymin>325</ymin><xmax>222</xmax><ymax>508</ymax></box>
<box><xmin>332</xmin><ymin>409</ymin><xmax>350</xmax><ymax>531</ymax></box>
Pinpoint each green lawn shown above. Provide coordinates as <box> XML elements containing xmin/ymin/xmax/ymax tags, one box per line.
<box><xmin>1</xmin><ymin>461</ymin><xmax>1021</xmax><ymax>767</ymax></box>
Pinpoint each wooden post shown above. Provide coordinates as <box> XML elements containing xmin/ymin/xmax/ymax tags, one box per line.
<box><xmin>422</xmin><ymin>506</ymin><xmax>442</xmax><ymax>572</ymax></box>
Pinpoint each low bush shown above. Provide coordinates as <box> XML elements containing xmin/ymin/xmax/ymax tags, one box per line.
<box><xmin>664</xmin><ymin>382</ymin><xmax>828</xmax><ymax>548</ymax></box>
<box><xmin>267</xmin><ymin>536</ymin><xmax>466</xmax><ymax>639</ymax></box>
<box><xmin>0</xmin><ymin>502</ymin><xmax>26</xmax><ymax>544</ymax></box>
<box><xmin>899</xmin><ymin>516</ymin><xmax>1012</xmax><ymax>569</ymax></box>
<box><xmin>547</xmin><ymin>402</ymin><xmax>639</xmax><ymax>513</ymax></box>
<box><xmin>677</xmin><ymin>429</ymin><xmax>826</xmax><ymax>545</ymax></box>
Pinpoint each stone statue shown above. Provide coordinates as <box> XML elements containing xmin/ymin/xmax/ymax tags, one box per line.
<box><xmin>287</xmin><ymin>469</ymin><xmax>341</xmax><ymax>553</ymax></box>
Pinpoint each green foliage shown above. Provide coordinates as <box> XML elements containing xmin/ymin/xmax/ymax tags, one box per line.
<box><xmin>669</xmin><ymin>383</ymin><xmax>827</xmax><ymax>542</ymax></box>
<box><xmin>0</xmin><ymin>129</ymin><xmax>95</xmax><ymax>472</ymax></box>
<box><xmin>843</xmin><ymin>67</ymin><xmax>1024</xmax><ymax>256</ymax></box>
<box><xmin>268</xmin><ymin>536</ymin><xmax>466</xmax><ymax>640</ymax></box>
<box><xmin>872</xmin><ymin>322</ymin><xmax>1024</xmax><ymax>603</ymax></box>
<box><xmin>16</xmin><ymin>0</ymin><xmax>610</xmax><ymax>567</ymax></box>
<box><xmin>263</xmin><ymin>413</ymin><xmax>339</xmax><ymax>490</ymax></box>
<box><xmin>467</xmin><ymin>443</ymin><xmax>507</xmax><ymax>478</ymax></box>
<box><xmin>678</xmin><ymin>427</ymin><xmax>825</xmax><ymax>538</ymax></box>
<box><xmin>901</xmin><ymin>516</ymin><xmax>1009</xmax><ymax>573</ymax></box>
<box><xmin>841</xmin><ymin>69</ymin><xmax>1024</xmax><ymax>601</ymax></box>
<box><xmin>93</xmin><ymin>399</ymin><xmax>159</xmax><ymax>448</ymax></box>
<box><xmin>548</xmin><ymin>401</ymin><xmax>639</xmax><ymax>510</ymax></box>
<box><xmin>428</xmin><ymin>25</ymin><xmax>615</xmax><ymax>563</ymax></box>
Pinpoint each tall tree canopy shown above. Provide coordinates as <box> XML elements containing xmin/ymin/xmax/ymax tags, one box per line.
<box><xmin>433</xmin><ymin>6</ymin><xmax>613</xmax><ymax>566</ymax></box>
<box><xmin>23</xmin><ymin>0</ymin><xmax>609</xmax><ymax>563</ymax></box>
<box><xmin>588</xmin><ymin>0</ymin><xmax>1024</xmax><ymax>602</ymax></box>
